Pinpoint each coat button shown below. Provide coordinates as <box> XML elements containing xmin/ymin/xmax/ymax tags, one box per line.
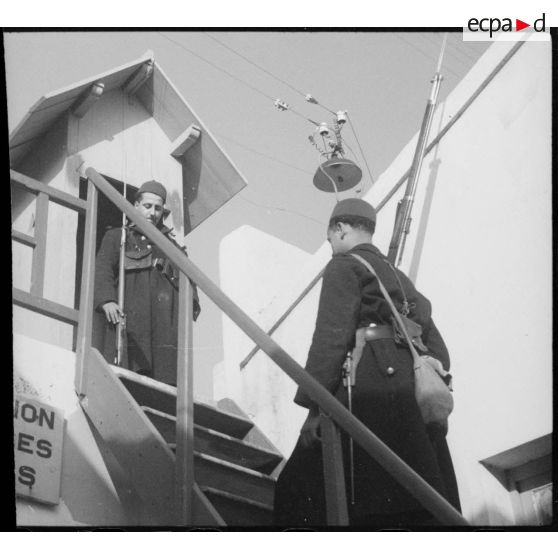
<box><xmin>387</xmin><ymin>366</ymin><xmax>395</xmax><ymax>375</ymax></box>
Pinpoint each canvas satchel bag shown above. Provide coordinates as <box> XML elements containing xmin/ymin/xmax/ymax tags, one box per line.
<box><xmin>350</xmin><ymin>253</ymin><xmax>453</xmax><ymax>426</ymax></box>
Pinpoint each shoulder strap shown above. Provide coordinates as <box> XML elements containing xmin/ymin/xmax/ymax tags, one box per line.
<box><xmin>378</xmin><ymin>253</ymin><xmax>410</xmax><ymax>316</ymax></box>
<box><xmin>350</xmin><ymin>253</ymin><xmax>419</xmax><ymax>361</ymax></box>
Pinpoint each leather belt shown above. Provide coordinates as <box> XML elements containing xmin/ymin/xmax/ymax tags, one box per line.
<box><xmin>349</xmin><ymin>325</ymin><xmax>394</xmax><ymax>378</ymax></box>
<box><xmin>362</xmin><ymin>324</ymin><xmax>394</xmax><ymax>342</ymax></box>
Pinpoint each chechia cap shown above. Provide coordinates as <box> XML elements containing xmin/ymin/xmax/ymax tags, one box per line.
<box><xmin>136</xmin><ymin>180</ymin><xmax>167</xmax><ymax>203</ymax></box>
<box><xmin>330</xmin><ymin>198</ymin><xmax>376</xmax><ymax>224</ymax></box>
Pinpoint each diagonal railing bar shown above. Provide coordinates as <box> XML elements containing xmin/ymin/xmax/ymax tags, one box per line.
<box><xmin>85</xmin><ymin>167</ymin><xmax>468</xmax><ymax>526</ymax></box>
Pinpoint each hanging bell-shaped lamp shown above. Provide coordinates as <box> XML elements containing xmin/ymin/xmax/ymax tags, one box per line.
<box><xmin>313</xmin><ymin>157</ymin><xmax>362</xmax><ymax>192</ymax></box>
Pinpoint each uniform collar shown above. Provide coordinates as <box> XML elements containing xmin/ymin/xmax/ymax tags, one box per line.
<box><xmin>128</xmin><ymin>222</ymin><xmax>171</xmax><ymax>235</ymax></box>
<box><xmin>349</xmin><ymin>243</ymin><xmax>383</xmax><ymax>256</ymax></box>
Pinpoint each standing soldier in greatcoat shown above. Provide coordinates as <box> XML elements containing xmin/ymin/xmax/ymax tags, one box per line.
<box><xmin>274</xmin><ymin>198</ymin><xmax>460</xmax><ymax>526</ymax></box>
<box><xmin>93</xmin><ymin>180</ymin><xmax>200</xmax><ymax>385</ymax></box>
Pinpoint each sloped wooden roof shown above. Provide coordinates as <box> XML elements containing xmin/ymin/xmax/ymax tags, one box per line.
<box><xmin>9</xmin><ymin>50</ymin><xmax>247</xmax><ymax>231</ymax></box>
<box><xmin>9</xmin><ymin>52</ymin><xmax>155</xmax><ymax>166</ymax></box>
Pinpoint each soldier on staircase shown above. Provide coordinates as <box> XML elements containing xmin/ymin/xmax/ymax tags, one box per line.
<box><xmin>93</xmin><ymin>180</ymin><xmax>200</xmax><ymax>385</ymax></box>
<box><xmin>274</xmin><ymin>198</ymin><xmax>460</xmax><ymax>526</ymax></box>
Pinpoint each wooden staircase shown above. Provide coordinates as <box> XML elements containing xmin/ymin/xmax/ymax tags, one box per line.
<box><xmin>81</xmin><ymin>348</ymin><xmax>283</xmax><ymax>526</ymax></box>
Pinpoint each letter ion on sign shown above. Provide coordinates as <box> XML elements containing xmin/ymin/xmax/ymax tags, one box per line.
<box><xmin>14</xmin><ymin>395</ymin><xmax>64</xmax><ymax>505</ymax></box>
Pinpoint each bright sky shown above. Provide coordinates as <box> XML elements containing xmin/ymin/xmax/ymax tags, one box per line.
<box><xmin>5</xmin><ymin>30</ymin><xmax>490</xmax><ymax>398</ymax></box>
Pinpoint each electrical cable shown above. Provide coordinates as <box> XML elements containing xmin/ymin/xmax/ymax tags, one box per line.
<box><xmin>393</xmin><ymin>33</ymin><xmax>460</xmax><ymax>79</ymax></box>
<box><xmin>238</xmin><ymin>195</ymin><xmax>326</xmax><ymax>228</ymax></box>
<box><xmin>204</xmin><ymin>32</ymin><xmax>337</xmax><ymax>115</ymax></box>
<box><xmin>159</xmin><ymin>32</ymin><xmax>320</xmax><ymax>126</ymax></box>
<box><xmin>205</xmin><ymin>32</ymin><xmax>308</xmax><ymax>98</ymax></box>
<box><xmin>346</xmin><ymin>114</ymin><xmax>375</xmax><ymax>186</ymax></box>
<box><xmin>419</xmin><ymin>33</ymin><xmax>476</xmax><ymax>68</ymax></box>
<box><xmin>316</xmin><ymin>152</ymin><xmax>340</xmax><ymax>202</ymax></box>
<box><xmin>445</xmin><ymin>37</ymin><xmax>480</xmax><ymax>64</ymax></box>
<box><xmin>217</xmin><ymin>133</ymin><xmax>313</xmax><ymax>175</ymax></box>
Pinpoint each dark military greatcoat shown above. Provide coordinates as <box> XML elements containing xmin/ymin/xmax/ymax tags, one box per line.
<box><xmin>274</xmin><ymin>243</ymin><xmax>460</xmax><ymax>526</ymax></box>
<box><xmin>93</xmin><ymin>224</ymin><xmax>200</xmax><ymax>385</ymax></box>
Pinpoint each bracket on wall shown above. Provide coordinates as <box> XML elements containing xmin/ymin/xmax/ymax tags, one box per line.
<box><xmin>122</xmin><ymin>60</ymin><xmax>154</xmax><ymax>96</ymax></box>
<box><xmin>71</xmin><ymin>82</ymin><xmax>105</xmax><ymax>119</ymax></box>
<box><xmin>170</xmin><ymin>125</ymin><xmax>202</xmax><ymax>160</ymax></box>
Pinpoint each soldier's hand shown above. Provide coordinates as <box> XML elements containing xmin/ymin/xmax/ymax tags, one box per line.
<box><xmin>300</xmin><ymin>408</ymin><xmax>321</xmax><ymax>448</ymax></box>
<box><xmin>102</xmin><ymin>302</ymin><xmax>124</xmax><ymax>324</ymax></box>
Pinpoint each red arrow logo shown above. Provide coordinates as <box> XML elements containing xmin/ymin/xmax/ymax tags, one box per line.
<box><xmin>516</xmin><ymin>19</ymin><xmax>530</xmax><ymax>31</ymax></box>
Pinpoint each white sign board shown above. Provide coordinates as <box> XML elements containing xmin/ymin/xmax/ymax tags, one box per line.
<box><xmin>14</xmin><ymin>395</ymin><xmax>64</xmax><ymax>505</ymax></box>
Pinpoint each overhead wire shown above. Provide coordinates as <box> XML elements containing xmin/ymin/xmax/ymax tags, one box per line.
<box><xmin>161</xmin><ymin>32</ymin><xmax>469</xmax><ymax>205</ymax></box>
<box><xmin>205</xmin><ymin>33</ymin><xmax>306</xmax><ymax>98</ymax></box>
<box><xmin>419</xmin><ymin>33</ymin><xmax>476</xmax><ymax>68</ymax></box>
<box><xmin>239</xmin><ymin>195</ymin><xmax>326</xmax><ymax>228</ymax></box>
<box><xmin>346</xmin><ymin>114</ymin><xmax>376</xmax><ymax>188</ymax></box>
<box><xmin>393</xmin><ymin>33</ymin><xmax>460</xmax><ymax>79</ymax></box>
<box><xmin>421</xmin><ymin>34</ymin><xmax>470</xmax><ymax>68</ymax></box>
<box><xmin>445</xmin><ymin>36</ymin><xmax>481</xmax><ymax>64</ymax></box>
<box><xmin>158</xmin><ymin>32</ymin><xmax>319</xmax><ymax>126</ymax></box>
<box><xmin>216</xmin><ymin>133</ymin><xmax>313</xmax><ymax>175</ymax></box>
<box><xmin>204</xmin><ymin>31</ymin><xmax>338</xmax><ymax>116</ymax></box>
<box><xmin>164</xmin><ymin>32</ymin><xmax>407</xmax><ymax>194</ymax></box>
<box><xmin>206</xmin><ymin>31</ymin><xmax>376</xmax><ymax>195</ymax></box>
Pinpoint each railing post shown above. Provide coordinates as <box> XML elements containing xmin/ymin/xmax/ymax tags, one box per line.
<box><xmin>321</xmin><ymin>413</ymin><xmax>350</xmax><ymax>525</ymax></box>
<box><xmin>30</xmin><ymin>192</ymin><xmax>49</xmax><ymax>296</ymax></box>
<box><xmin>75</xmin><ymin>180</ymin><xmax>98</xmax><ymax>396</ymax></box>
<box><xmin>175</xmin><ymin>274</ymin><xmax>195</xmax><ymax>525</ymax></box>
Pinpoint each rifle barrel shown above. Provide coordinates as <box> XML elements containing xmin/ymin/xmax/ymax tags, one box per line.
<box><xmin>115</xmin><ymin>187</ymin><xmax>127</xmax><ymax>365</ymax></box>
<box><xmin>387</xmin><ymin>50</ymin><xmax>444</xmax><ymax>266</ymax></box>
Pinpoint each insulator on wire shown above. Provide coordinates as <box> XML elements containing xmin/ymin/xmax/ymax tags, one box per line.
<box><xmin>305</xmin><ymin>94</ymin><xmax>318</xmax><ymax>104</ymax></box>
<box><xmin>274</xmin><ymin>99</ymin><xmax>289</xmax><ymax>111</ymax></box>
<box><xmin>318</xmin><ymin>122</ymin><xmax>330</xmax><ymax>136</ymax></box>
<box><xmin>336</xmin><ymin>110</ymin><xmax>348</xmax><ymax>125</ymax></box>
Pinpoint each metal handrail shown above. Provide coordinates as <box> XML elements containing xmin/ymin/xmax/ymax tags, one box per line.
<box><xmin>84</xmin><ymin>167</ymin><xmax>468</xmax><ymax>525</ymax></box>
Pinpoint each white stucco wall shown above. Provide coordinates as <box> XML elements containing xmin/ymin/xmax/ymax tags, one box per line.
<box><xmin>13</xmin><ymin>333</ymin><xmax>140</xmax><ymax>526</ymax></box>
<box><xmin>216</xmin><ymin>225</ymin><xmax>316</xmax><ymax>444</ymax></box>
<box><xmin>217</xmin><ymin>39</ymin><xmax>552</xmax><ymax>524</ymax></box>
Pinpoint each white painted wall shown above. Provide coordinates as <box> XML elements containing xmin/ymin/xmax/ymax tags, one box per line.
<box><xmin>218</xmin><ymin>39</ymin><xmax>552</xmax><ymax>524</ymax></box>
<box><xmin>216</xmin><ymin>225</ymin><xmax>316</xmax><ymax>447</ymax></box>
<box><xmin>13</xmin><ymin>334</ymin><xmax>142</xmax><ymax>526</ymax></box>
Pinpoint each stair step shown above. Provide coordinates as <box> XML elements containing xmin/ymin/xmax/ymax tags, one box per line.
<box><xmin>144</xmin><ymin>407</ymin><xmax>283</xmax><ymax>475</ymax></box>
<box><xmin>114</xmin><ymin>367</ymin><xmax>253</xmax><ymax>439</ymax></box>
<box><xmin>200</xmin><ymin>486</ymin><xmax>273</xmax><ymax>526</ymax></box>
<box><xmin>194</xmin><ymin>452</ymin><xmax>275</xmax><ymax>507</ymax></box>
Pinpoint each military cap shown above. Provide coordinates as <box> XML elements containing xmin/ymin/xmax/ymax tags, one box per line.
<box><xmin>330</xmin><ymin>198</ymin><xmax>376</xmax><ymax>224</ymax></box>
<box><xmin>136</xmin><ymin>180</ymin><xmax>167</xmax><ymax>203</ymax></box>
